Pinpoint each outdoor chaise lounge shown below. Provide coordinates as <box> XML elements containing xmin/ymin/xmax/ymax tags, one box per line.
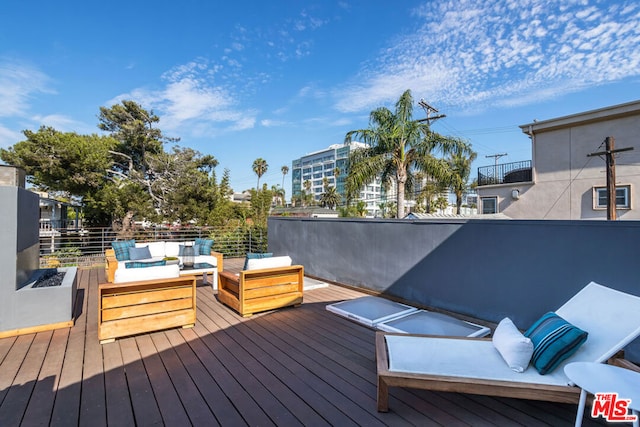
<box><xmin>376</xmin><ymin>281</ymin><xmax>640</xmax><ymax>412</ymax></box>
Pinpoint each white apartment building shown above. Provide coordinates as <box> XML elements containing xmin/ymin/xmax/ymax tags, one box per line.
<box><xmin>291</xmin><ymin>142</ymin><xmax>385</xmax><ymax>217</ymax></box>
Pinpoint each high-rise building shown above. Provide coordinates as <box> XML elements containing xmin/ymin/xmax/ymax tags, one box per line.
<box><xmin>291</xmin><ymin>142</ymin><xmax>385</xmax><ymax>217</ymax></box>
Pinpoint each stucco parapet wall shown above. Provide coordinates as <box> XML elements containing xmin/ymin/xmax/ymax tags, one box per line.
<box><xmin>519</xmin><ymin>99</ymin><xmax>640</xmax><ymax>134</ymax></box>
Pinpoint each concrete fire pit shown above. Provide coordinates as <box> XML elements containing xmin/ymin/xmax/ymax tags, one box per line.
<box><xmin>0</xmin><ymin>166</ymin><xmax>77</xmax><ymax>338</ymax></box>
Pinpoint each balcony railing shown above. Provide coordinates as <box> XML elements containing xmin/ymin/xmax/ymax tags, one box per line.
<box><xmin>39</xmin><ymin>225</ymin><xmax>267</xmax><ymax>268</ymax></box>
<box><xmin>477</xmin><ymin>160</ymin><xmax>532</xmax><ymax>186</ymax></box>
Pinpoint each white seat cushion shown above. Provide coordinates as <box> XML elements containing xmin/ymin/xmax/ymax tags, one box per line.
<box><xmin>114</xmin><ymin>264</ymin><xmax>180</xmax><ymax>283</ymax></box>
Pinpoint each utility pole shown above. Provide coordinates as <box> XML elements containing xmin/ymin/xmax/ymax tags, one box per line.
<box><xmin>587</xmin><ymin>136</ymin><xmax>634</xmax><ymax>220</ymax></box>
<box><xmin>417</xmin><ymin>99</ymin><xmax>446</xmax><ymax>125</ymax></box>
<box><xmin>486</xmin><ymin>153</ymin><xmax>508</xmax><ymax>183</ymax></box>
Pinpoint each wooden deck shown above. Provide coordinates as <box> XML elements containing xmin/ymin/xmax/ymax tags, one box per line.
<box><xmin>0</xmin><ymin>259</ymin><xmax>612</xmax><ymax>426</ymax></box>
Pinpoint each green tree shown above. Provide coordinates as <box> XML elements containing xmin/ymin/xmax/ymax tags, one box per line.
<box><xmin>345</xmin><ymin>89</ymin><xmax>468</xmax><ymax>218</ymax></box>
<box><xmin>249</xmin><ymin>184</ymin><xmax>273</xmax><ymax>227</ymax></box>
<box><xmin>447</xmin><ymin>145</ymin><xmax>477</xmax><ymax>214</ymax></box>
<box><xmin>98</xmin><ymin>100</ymin><xmax>175</xmax><ymax>177</ymax></box>
<box><xmin>148</xmin><ymin>146</ymin><xmax>219</xmax><ymax>224</ymax></box>
<box><xmin>0</xmin><ymin>126</ymin><xmax>116</xmax><ymax>196</ymax></box>
<box><xmin>320</xmin><ymin>186</ymin><xmax>340</xmax><ymax>209</ymax></box>
<box><xmin>252</xmin><ymin>158</ymin><xmax>268</xmax><ymax>189</ymax></box>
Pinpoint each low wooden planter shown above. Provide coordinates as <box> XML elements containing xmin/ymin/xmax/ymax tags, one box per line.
<box><xmin>98</xmin><ymin>276</ymin><xmax>197</xmax><ymax>344</ymax></box>
<box><xmin>218</xmin><ymin>266</ymin><xmax>304</xmax><ymax>317</ymax></box>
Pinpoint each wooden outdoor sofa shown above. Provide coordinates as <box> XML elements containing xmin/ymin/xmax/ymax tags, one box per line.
<box><xmin>98</xmin><ymin>275</ymin><xmax>197</xmax><ymax>344</ymax></box>
<box><xmin>218</xmin><ymin>258</ymin><xmax>304</xmax><ymax>317</ymax></box>
<box><xmin>105</xmin><ymin>244</ymin><xmax>223</xmax><ymax>283</ymax></box>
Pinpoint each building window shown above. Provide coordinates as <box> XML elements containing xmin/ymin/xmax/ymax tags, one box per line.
<box><xmin>481</xmin><ymin>197</ymin><xmax>497</xmax><ymax>214</ymax></box>
<box><xmin>593</xmin><ymin>185</ymin><xmax>631</xmax><ymax>209</ymax></box>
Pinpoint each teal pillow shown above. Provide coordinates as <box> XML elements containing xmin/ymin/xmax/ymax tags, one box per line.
<box><xmin>195</xmin><ymin>238</ymin><xmax>214</xmax><ymax>255</ymax></box>
<box><xmin>243</xmin><ymin>252</ymin><xmax>273</xmax><ymax>270</ymax></box>
<box><xmin>124</xmin><ymin>260</ymin><xmax>167</xmax><ymax>269</ymax></box>
<box><xmin>112</xmin><ymin>240</ymin><xmax>135</xmax><ymax>261</ymax></box>
<box><xmin>524</xmin><ymin>312</ymin><xmax>588</xmax><ymax>375</ymax></box>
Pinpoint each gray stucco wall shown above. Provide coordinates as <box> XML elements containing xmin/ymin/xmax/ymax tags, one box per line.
<box><xmin>268</xmin><ymin>216</ymin><xmax>640</xmax><ymax>360</ymax></box>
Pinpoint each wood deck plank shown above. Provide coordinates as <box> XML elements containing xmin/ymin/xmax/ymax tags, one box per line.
<box><xmin>150</xmin><ymin>331</ymin><xmax>218</xmax><ymax>425</ymax></box>
<box><xmin>198</xmin><ymin>297</ymin><xmax>344</xmax><ymax>427</ymax></box>
<box><xmin>49</xmin><ymin>269</ymin><xmax>89</xmax><ymax>427</ymax></box>
<box><xmin>0</xmin><ymin>331</ymin><xmax>52</xmax><ymax>426</ymax></box>
<box><xmin>136</xmin><ymin>333</ymin><xmax>192</xmax><ymax>426</ymax></box>
<box><xmin>79</xmin><ymin>268</ymin><xmax>107</xmax><ymax>427</ymax></box>
<box><xmin>20</xmin><ymin>327</ymin><xmax>70</xmax><ymax>426</ymax></box>
<box><xmin>193</xmin><ymin>304</ymin><xmax>304</xmax><ymax>426</ymax></box>
<box><xmin>0</xmin><ymin>262</ymin><xmax>614</xmax><ymax>426</ymax></box>
<box><xmin>0</xmin><ymin>336</ymin><xmax>17</xmax><ymax>366</ymax></box>
<box><xmin>102</xmin><ymin>341</ymin><xmax>135</xmax><ymax>426</ymax></box>
<box><xmin>180</xmin><ymin>326</ymin><xmax>271</xmax><ymax>427</ymax></box>
<box><xmin>118</xmin><ymin>337</ymin><xmax>164</xmax><ymax>426</ymax></box>
<box><xmin>0</xmin><ymin>334</ymin><xmax>34</xmax><ymax>408</ymax></box>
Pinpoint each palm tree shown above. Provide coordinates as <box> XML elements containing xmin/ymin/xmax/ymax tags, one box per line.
<box><xmin>320</xmin><ymin>186</ymin><xmax>340</xmax><ymax>209</ymax></box>
<box><xmin>303</xmin><ymin>179</ymin><xmax>313</xmax><ymax>206</ymax></box>
<box><xmin>345</xmin><ymin>89</ymin><xmax>468</xmax><ymax>218</ymax></box>
<box><xmin>271</xmin><ymin>184</ymin><xmax>285</xmax><ymax>206</ymax></box>
<box><xmin>448</xmin><ymin>145</ymin><xmax>477</xmax><ymax>214</ymax></box>
<box><xmin>280</xmin><ymin>165</ymin><xmax>289</xmax><ymax>202</ymax></box>
<box><xmin>252</xmin><ymin>158</ymin><xmax>268</xmax><ymax>189</ymax></box>
<box><xmin>281</xmin><ymin>165</ymin><xmax>289</xmax><ymax>188</ymax></box>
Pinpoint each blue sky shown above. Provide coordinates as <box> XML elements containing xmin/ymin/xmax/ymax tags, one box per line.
<box><xmin>1</xmin><ymin>0</ymin><xmax>639</xmax><ymax>198</ymax></box>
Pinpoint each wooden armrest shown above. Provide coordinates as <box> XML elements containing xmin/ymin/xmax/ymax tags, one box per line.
<box><xmin>219</xmin><ymin>270</ymin><xmax>239</xmax><ymax>283</ymax></box>
<box><xmin>105</xmin><ymin>248</ymin><xmax>117</xmax><ymax>282</ymax></box>
<box><xmin>211</xmin><ymin>250</ymin><xmax>224</xmax><ymax>272</ymax></box>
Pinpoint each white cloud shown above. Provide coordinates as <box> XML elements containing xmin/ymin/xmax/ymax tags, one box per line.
<box><xmin>334</xmin><ymin>0</ymin><xmax>640</xmax><ymax>114</ymax></box>
<box><xmin>0</xmin><ymin>123</ymin><xmax>23</xmax><ymax>148</ymax></box>
<box><xmin>0</xmin><ymin>60</ymin><xmax>53</xmax><ymax>117</ymax></box>
<box><xmin>30</xmin><ymin>114</ymin><xmax>88</xmax><ymax>133</ymax></box>
<box><xmin>109</xmin><ymin>59</ymin><xmax>257</xmax><ymax>136</ymax></box>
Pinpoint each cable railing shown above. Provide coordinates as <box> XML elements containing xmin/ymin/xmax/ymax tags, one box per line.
<box><xmin>39</xmin><ymin>225</ymin><xmax>267</xmax><ymax>268</ymax></box>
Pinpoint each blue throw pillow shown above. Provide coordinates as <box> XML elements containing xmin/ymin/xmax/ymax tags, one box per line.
<box><xmin>195</xmin><ymin>238</ymin><xmax>214</xmax><ymax>255</ymax></box>
<box><xmin>112</xmin><ymin>239</ymin><xmax>135</xmax><ymax>261</ymax></box>
<box><xmin>243</xmin><ymin>252</ymin><xmax>273</xmax><ymax>270</ymax></box>
<box><xmin>524</xmin><ymin>312</ymin><xmax>588</xmax><ymax>375</ymax></box>
<box><xmin>128</xmin><ymin>245</ymin><xmax>151</xmax><ymax>261</ymax></box>
<box><xmin>124</xmin><ymin>260</ymin><xmax>167</xmax><ymax>269</ymax></box>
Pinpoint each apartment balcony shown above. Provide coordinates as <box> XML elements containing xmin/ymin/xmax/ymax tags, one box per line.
<box><xmin>477</xmin><ymin>160</ymin><xmax>532</xmax><ymax>186</ymax></box>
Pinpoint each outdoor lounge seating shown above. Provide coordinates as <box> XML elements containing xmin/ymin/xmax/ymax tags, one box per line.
<box><xmin>218</xmin><ymin>255</ymin><xmax>304</xmax><ymax>317</ymax></box>
<box><xmin>376</xmin><ymin>281</ymin><xmax>640</xmax><ymax>412</ymax></box>
<box><xmin>105</xmin><ymin>240</ymin><xmax>224</xmax><ymax>283</ymax></box>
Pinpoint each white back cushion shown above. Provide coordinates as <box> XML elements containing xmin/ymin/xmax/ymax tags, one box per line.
<box><xmin>165</xmin><ymin>242</ymin><xmax>180</xmax><ymax>257</ymax></box>
<box><xmin>246</xmin><ymin>256</ymin><xmax>292</xmax><ymax>271</ymax></box>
